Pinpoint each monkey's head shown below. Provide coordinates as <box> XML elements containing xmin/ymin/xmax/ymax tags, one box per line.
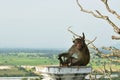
<box><xmin>73</xmin><ymin>33</ymin><xmax>85</xmax><ymax>50</ymax></box>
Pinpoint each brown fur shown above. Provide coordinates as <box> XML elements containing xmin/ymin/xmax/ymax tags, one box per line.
<box><xmin>58</xmin><ymin>33</ymin><xmax>90</xmax><ymax>66</ymax></box>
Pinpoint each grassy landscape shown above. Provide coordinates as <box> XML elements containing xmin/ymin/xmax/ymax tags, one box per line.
<box><xmin>0</xmin><ymin>48</ymin><xmax>61</xmax><ymax>77</ymax></box>
<box><xmin>0</xmin><ymin>66</ymin><xmax>37</xmax><ymax>77</ymax></box>
<box><xmin>0</xmin><ymin>53</ymin><xmax>58</xmax><ymax>66</ymax></box>
<box><xmin>0</xmin><ymin>48</ymin><xmax>119</xmax><ymax>79</ymax></box>
<box><xmin>0</xmin><ymin>52</ymin><xmax>58</xmax><ymax>77</ymax></box>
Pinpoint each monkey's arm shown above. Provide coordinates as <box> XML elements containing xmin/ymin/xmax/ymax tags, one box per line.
<box><xmin>67</xmin><ymin>45</ymin><xmax>76</xmax><ymax>59</ymax></box>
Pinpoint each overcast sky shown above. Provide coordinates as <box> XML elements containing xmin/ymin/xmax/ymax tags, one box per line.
<box><xmin>0</xmin><ymin>0</ymin><xmax>120</xmax><ymax>48</ymax></box>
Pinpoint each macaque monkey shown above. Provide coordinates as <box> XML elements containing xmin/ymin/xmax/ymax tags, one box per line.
<box><xmin>58</xmin><ymin>33</ymin><xmax>90</xmax><ymax>66</ymax></box>
<box><xmin>68</xmin><ymin>33</ymin><xmax>90</xmax><ymax>66</ymax></box>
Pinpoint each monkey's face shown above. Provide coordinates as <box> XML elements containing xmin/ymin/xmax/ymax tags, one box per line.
<box><xmin>73</xmin><ymin>38</ymin><xmax>85</xmax><ymax>50</ymax></box>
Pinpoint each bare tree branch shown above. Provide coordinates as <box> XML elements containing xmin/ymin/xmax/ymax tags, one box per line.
<box><xmin>112</xmin><ymin>35</ymin><xmax>120</xmax><ymax>40</ymax></box>
<box><xmin>76</xmin><ymin>0</ymin><xmax>102</xmax><ymax>18</ymax></box>
<box><xmin>101</xmin><ymin>52</ymin><xmax>120</xmax><ymax>58</ymax></box>
<box><xmin>102</xmin><ymin>46</ymin><xmax>120</xmax><ymax>57</ymax></box>
<box><xmin>87</xmin><ymin>37</ymin><xmax>97</xmax><ymax>45</ymax></box>
<box><xmin>86</xmin><ymin>39</ymin><xmax>103</xmax><ymax>56</ymax></box>
<box><xmin>76</xmin><ymin>0</ymin><xmax>120</xmax><ymax>35</ymax></box>
<box><xmin>75</xmin><ymin>0</ymin><xmax>120</xmax><ymax>63</ymax></box>
<box><xmin>101</xmin><ymin>0</ymin><xmax>120</xmax><ymax>19</ymax></box>
<box><xmin>68</xmin><ymin>27</ymin><xmax>97</xmax><ymax>45</ymax></box>
<box><xmin>87</xmin><ymin>40</ymin><xmax>120</xmax><ymax>62</ymax></box>
<box><xmin>68</xmin><ymin>26</ymin><xmax>80</xmax><ymax>37</ymax></box>
<box><xmin>102</xmin><ymin>46</ymin><xmax>120</xmax><ymax>51</ymax></box>
<box><xmin>108</xmin><ymin>58</ymin><xmax>120</xmax><ymax>63</ymax></box>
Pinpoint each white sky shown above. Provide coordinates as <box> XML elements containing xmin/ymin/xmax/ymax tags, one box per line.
<box><xmin>0</xmin><ymin>0</ymin><xmax>120</xmax><ymax>48</ymax></box>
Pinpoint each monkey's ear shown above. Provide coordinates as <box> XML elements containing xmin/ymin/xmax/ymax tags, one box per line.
<box><xmin>82</xmin><ymin>32</ymin><xmax>85</xmax><ymax>40</ymax></box>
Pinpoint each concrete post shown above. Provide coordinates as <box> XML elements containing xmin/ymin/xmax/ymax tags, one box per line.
<box><xmin>36</xmin><ymin>66</ymin><xmax>92</xmax><ymax>80</ymax></box>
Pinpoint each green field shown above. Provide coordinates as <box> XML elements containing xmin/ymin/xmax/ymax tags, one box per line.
<box><xmin>0</xmin><ymin>52</ymin><xmax>58</xmax><ymax>77</ymax></box>
<box><xmin>0</xmin><ymin>66</ymin><xmax>37</xmax><ymax>77</ymax></box>
<box><xmin>0</xmin><ymin>52</ymin><xmax>119</xmax><ymax>69</ymax></box>
<box><xmin>0</xmin><ymin>52</ymin><xmax>119</xmax><ymax>79</ymax></box>
<box><xmin>0</xmin><ymin>53</ymin><xmax>59</xmax><ymax>66</ymax></box>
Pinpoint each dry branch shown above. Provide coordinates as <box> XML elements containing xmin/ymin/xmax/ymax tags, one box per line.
<box><xmin>76</xmin><ymin>0</ymin><xmax>103</xmax><ymax>18</ymax></box>
<box><xmin>76</xmin><ymin>0</ymin><xmax>120</xmax><ymax>39</ymax></box>
<box><xmin>86</xmin><ymin>40</ymin><xmax>120</xmax><ymax>62</ymax></box>
<box><xmin>68</xmin><ymin>26</ymin><xmax>97</xmax><ymax>45</ymax></box>
<box><xmin>101</xmin><ymin>0</ymin><xmax>120</xmax><ymax>19</ymax></box>
<box><xmin>72</xmin><ymin>0</ymin><xmax>120</xmax><ymax>62</ymax></box>
<box><xmin>68</xmin><ymin>26</ymin><xmax>80</xmax><ymax>37</ymax></box>
<box><xmin>87</xmin><ymin>37</ymin><xmax>97</xmax><ymax>45</ymax></box>
<box><xmin>112</xmin><ymin>35</ymin><xmax>120</xmax><ymax>40</ymax></box>
<box><xmin>102</xmin><ymin>47</ymin><xmax>120</xmax><ymax>57</ymax></box>
<box><xmin>103</xmin><ymin>53</ymin><xmax>120</xmax><ymax>58</ymax></box>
